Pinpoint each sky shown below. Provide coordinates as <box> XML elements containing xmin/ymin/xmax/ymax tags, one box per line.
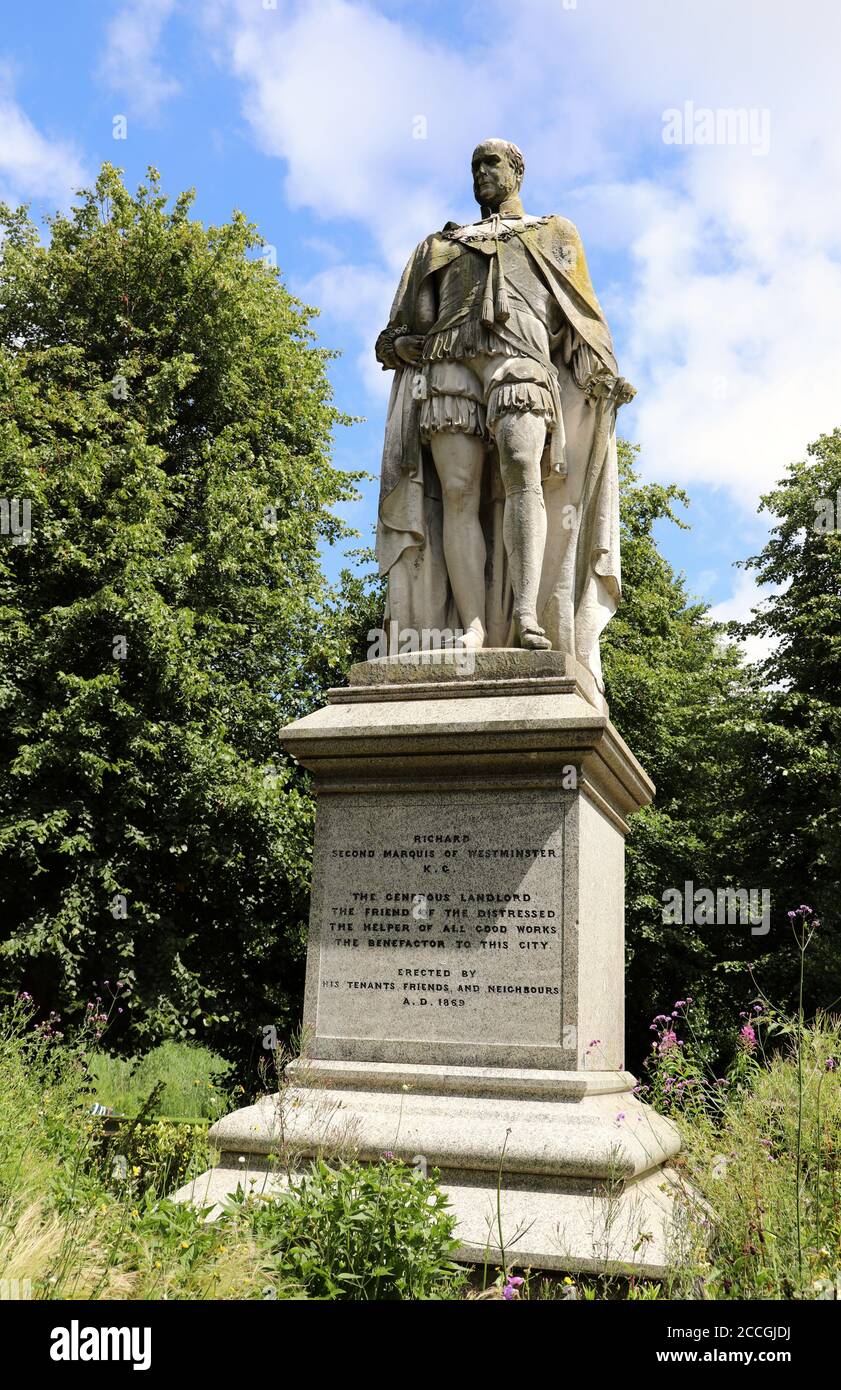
<box><xmin>3</xmin><ymin>0</ymin><xmax>841</xmax><ymax>656</ymax></box>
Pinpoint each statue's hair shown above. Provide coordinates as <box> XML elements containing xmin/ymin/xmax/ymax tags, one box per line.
<box><xmin>473</xmin><ymin>138</ymin><xmax>525</xmax><ymax>184</ymax></box>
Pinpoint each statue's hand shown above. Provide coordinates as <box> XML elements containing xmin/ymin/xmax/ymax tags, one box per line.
<box><xmin>375</xmin><ymin>323</ymin><xmax>413</xmax><ymax>370</ymax></box>
<box><xmin>394</xmin><ymin>334</ymin><xmax>424</xmax><ymax>365</ymax></box>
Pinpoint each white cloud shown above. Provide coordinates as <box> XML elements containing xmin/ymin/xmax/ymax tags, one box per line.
<box><xmin>708</xmin><ymin>573</ymin><xmax>777</xmax><ymax>668</ymax></box>
<box><xmin>297</xmin><ymin>262</ymin><xmax>395</xmax><ymax>398</ymax></box>
<box><xmin>0</xmin><ymin>75</ymin><xmax>87</xmax><ymax>206</ymax></box>
<box><xmin>97</xmin><ymin>0</ymin><xmax>180</xmax><ymax>120</ymax></box>
<box><xmin>219</xmin><ymin>0</ymin><xmax>500</xmax><ymax>268</ymax></box>
<box><xmin>203</xmin><ymin>0</ymin><xmax>841</xmax><ymax>544</ymax></box>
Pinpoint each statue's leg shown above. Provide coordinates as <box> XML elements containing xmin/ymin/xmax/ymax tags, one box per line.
<box><xmin>429</xmin><ymin>431</ymin><xmax>487</xmax><ymax>648</ymax></box>
<box><xmin>494</xmin><ymin>412</ymin><xmax>551</xmax><ymax>650</ymax></box>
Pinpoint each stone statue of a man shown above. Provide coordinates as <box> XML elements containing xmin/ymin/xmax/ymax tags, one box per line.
<box><xmin>375</xmin><ymin>139</ymin><xmax>634</xmax><ymax>688</ymax></box>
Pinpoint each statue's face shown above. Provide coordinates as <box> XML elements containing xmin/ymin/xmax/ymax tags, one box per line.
<box><xmin>471</xmin><ymin>145</ymin><xmax>519</xmax><ymax>210</ymax></box>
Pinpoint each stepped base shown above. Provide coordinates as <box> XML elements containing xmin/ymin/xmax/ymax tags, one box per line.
<box><xmin>174</xmin><ymin>1063</ymin><xmax>687</xmax><ymax>1276</ymax></box>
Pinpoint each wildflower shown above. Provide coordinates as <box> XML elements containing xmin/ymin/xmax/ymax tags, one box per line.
<box><xmin>503</xmin><ymin>1275</ymin><xmax>524</xmax><ymax>1301</ymax></box>
<box><xmin>739</xmin><ymin>1023</ymin><xmax>757</xmax><ymax>1051</ymax></box>
<box><xmin>383</xmin><ymin>1150</ymin><xmax>394</xmax><ymax>1160</ymax></box>
<box><xmin>658</xmin><ymin>1028</ymin><xmax>678</xmax><ymax>1055</ymax></box>
<box><xmin>826</xmin><ymin>1058</ymin><xmax>837</xmax><ymax>1072</ymax></box>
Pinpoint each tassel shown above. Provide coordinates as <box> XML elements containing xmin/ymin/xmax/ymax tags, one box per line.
<box><xmin>495</xmin><ymin>274</ymin><xmax>510</xmax><ymax>322</ymax></box>
<box><xmin>481</xmin><ymin>257</ymin><xmax>495</xmax><ymax>326</ymax></box>
<box><xmin>494</xmin><ymin>235</ymin><xmax>510</xmax><ymax>322</ymax></box>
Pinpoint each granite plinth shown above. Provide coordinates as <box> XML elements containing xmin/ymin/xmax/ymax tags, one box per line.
<box><xmin>175</xmin><ymin>654</ymin><xmax>687</xmax><ymax>1275</ymax></box>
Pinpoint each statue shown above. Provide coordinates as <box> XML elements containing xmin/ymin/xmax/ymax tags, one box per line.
<box><xmin>375</xmin><ymin>139</ymin><xmax>635</xmax><ymax>690</ymax></box>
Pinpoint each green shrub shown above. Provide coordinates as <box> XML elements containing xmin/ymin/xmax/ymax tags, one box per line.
<box><xmin>641</xmin><ymin>965</ymin><xmax>841</xmax><ymax>1299</ymax></box>
<box><xmin>88</xmin><ymin>1040</ymin><xmax>234</xmax><ymax>1119</ymax></box>
<box><xmin>0</xmin><ymin>1000</ymin><xmax>297</xmax><ymax>1299</ymax></box>
<box><xmin>90</xmin><ymin>1117</ymin><xmax>212</xmax><ymax>1199</ymax></box>
<box><xmin>247</xmin><ymin>1157</ymin><xmax>465</xmax><ymax>1300</ymax></box>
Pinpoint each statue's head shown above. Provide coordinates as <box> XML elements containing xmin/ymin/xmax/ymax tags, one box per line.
<box><xmin>471</xmin><ymin>139</ymin><xmax>525</xmax><ymax>212</ymax></box>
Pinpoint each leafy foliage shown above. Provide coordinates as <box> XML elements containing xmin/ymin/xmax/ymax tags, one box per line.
<box><xmin>735</xmin><ymin>430</ymin><xmax>841</xmax><ymax>1013</ymax></box>
<box><xmin>0</xmin><ymin>166</ymin><xmax>362</xmax><ymax>1070</ymax></box>
<box><xmin>603</xmin><ymin>444</ymin><xmax>768</xmax><ymax>1064</ymax></box>
<box><xmin>87</xmin><ymin>1039</ymin><xmax>234</xmax><ymax>1119</ymax></box>
<box><xmin>247</xmin><ymin>1156</ymin><xmax>465</xmax><ymax>1300</ymax></box>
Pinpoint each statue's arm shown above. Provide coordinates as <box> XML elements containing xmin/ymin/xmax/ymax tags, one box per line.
<box><xmin>375</xmin><ymin>264</ymin><xmax>437</xmax><ymax>370</ymax></box>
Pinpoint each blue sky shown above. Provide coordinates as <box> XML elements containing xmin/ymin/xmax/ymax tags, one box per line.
<box><xmin>4</xmin><ymin>0</ymin><xmax>841</xmax><ymax>657</ymax></box>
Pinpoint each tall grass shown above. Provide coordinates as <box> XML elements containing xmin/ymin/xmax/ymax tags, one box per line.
<box><xmin>638</xmin><ymin>915</ymin><xmax>841</xmax><ymax>1301</ymax></box>
<box><xmin>87</xmin><ymin>1040</ymin><xmax>234</xmax><ymax>1119</ymax></box>
<box><xmin>0</xmin><ymin>1000</ymin><xmax>289</xmax><ymax>1299</ymax></box>
<box><xmin>0</xmin><ymin>1000</ymin><xmax>463</xmax><ymax>1300</ymax></box>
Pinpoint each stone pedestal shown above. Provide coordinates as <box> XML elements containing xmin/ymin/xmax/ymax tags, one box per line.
<box><xmin>178</xmin><ymin>652</ymin><xmax>684</xmax><ymax>1274</ymax></box>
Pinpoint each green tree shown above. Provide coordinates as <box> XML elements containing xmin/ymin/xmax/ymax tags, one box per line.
<box><xmin>735</xmin><ymin>429</ymin><xmax>841</xmax><ymax>1015</ymax></box>
<box><xmin>603</xmin><ymin>445</ymin><xmax>768</xmax><ymax>1065</ymax></box>
<box><xmin>0</xmin><ymin>165</ymin><xmax>361</xmax><ymax>1071</ymax></box>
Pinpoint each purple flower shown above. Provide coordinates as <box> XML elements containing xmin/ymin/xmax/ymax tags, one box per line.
<box><xmin>739</xmin><ymin>1023</ymin><xmax>757</xmax><ymax>1052</ymax></box>
<box><xmin>503</xmin><ymin>1275</ymin><xmax>524</xmax><ymax>1300</ymax></box>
